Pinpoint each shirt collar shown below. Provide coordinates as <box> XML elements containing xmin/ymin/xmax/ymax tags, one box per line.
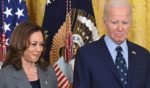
<box><xmin>104</xmin><ymin>34</ymin><xmax>127</xmax><ymax>53</ymax></box>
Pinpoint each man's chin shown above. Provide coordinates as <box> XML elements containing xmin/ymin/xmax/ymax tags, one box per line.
<box><xmin>114</xmin><ymin>38</ymin><xmax>125</xmax><ymax>44</ymax></box>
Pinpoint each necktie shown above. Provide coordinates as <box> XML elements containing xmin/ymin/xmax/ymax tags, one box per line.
<box><xmin>115</xmin><ymin>46</ymin><xmax>128</xmax><ymax>88</ymax></box>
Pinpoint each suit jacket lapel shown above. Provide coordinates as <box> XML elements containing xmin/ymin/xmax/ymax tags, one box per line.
<box><xmin>127</xmin><ymin>41</ymin><xmax>136</xmax><ymax>88</ymax></box>
<box><xmin>97</xmin><ymin>36</ymin><xmax>122</xmax><ymax>86</ymax></box>
<box><xmin>12</xmin><ymin>66</ymin><xmax>50</xmax><ymax>88</ymax></box>
<box><xmin>13</xmin><ymin>69</ymin><xmax>32</xmax><ymax>88</ymax></box>
<box><xmin>38</xmin><ymin>66</ymin><xmax>49</xmax><ymax>88</ymax></box>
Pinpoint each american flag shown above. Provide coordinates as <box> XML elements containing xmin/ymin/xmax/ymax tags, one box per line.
<box><xmin>0</xmin><ymin>0</ymin><xmax>28</xmax><ymax>64</ymax></box>
<box><xmin>43</xmin><ymin>0</ymin><xmax>96</xmax><ymax>87</ymax></box>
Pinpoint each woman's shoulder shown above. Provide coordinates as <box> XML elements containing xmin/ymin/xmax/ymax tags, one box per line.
<box><xmin>0</xmin><ymin>65</ymin><xmax>15</xmax><ymax>78</ymax></box>
<box><xmin>47</xmin><ymin>65</ymin><xmax>55</xmax><ymax>72</ymax></box>
<box><xmin>43</xmin><ymin>65</ymin><xmax>56</xmax><ymax>77</ymax></box>
<box><xmin>38</xmin><ymin>64</ymin><xmax>55</xmax><ymax>73</ymax></box>
<box><xmin>0</xmin><ymin>65</ymin><xmax>15</xmax><ymax>72</ymax></box>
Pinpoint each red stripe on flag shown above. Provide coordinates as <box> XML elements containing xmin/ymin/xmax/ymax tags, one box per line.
<box><xmin>59</xmin><ymin>78</ymin><xmax>68</xmax><ymax>88</ymax></box>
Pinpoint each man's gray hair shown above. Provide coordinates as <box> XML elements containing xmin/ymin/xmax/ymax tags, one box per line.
<box><xmin>104</xmin><ymin>0</ymin><xmax>132</xmax><ymax>20</ymax></box>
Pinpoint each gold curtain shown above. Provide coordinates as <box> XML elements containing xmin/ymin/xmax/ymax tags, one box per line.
<box><xmin>26</xmin><ymin>0</ymin><xmax>46</xmax><ymax>26</ymax></box>
<box><xmin>26</xmin><ymin>0</ymin><xmax>150</xmax><ymax>51</ymax></box>
<box><xmin>93</xmin><ymin>0</ymin><xmax>150</xmax><ymax>51</ymax></box>
<box><xmin>92</xmin><ymin>0</ymin><xmax>106</xmax><ymax>37</ymax></box>
<box><xmin>148</xmin><ymin>0</ymin><xmax>150</xmax><ymax>51</ymax></box>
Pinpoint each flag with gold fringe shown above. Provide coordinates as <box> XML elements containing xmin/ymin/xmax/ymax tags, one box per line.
<box><xmin>42</xmin><ymin>0</ymin><xmax>100</xmax><ymax>87</ymax></box>
<box><xmin>0</xmin><ymin>0</ymin><xmax>29</xmax><ymax>69</ymax></box>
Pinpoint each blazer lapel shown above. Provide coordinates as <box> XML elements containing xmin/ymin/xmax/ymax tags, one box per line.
<box><xmin>127</xmin><ymin>41</ymin><xmax>136</xmax><ymax>88</ymax></box>
<box><xmin>38</xmin><ymin>66</ymin><xmax>49</xmax><ymax>88</ymax></box>
<box><xmin>13</xmin><ymin>69</ymin><xmax>32</xmax><ymax>88</ymax></box>
<box><xmin>97</xmin><ymin>36</ymin><xmax>122</xmax><ymax>86</ymax></box>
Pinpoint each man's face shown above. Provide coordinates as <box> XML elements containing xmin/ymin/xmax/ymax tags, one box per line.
<box><xmin>104</xmin><ymin>6</ymin><xmax>132</xmax><ymax>44</ymax></box>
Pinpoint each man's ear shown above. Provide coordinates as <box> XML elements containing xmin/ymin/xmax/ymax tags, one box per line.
<box><xmin>103</xmin><ymin>19</ymin><xmax>106</xmax><ymax>25</ymax></box>
<box><xmin>103</xmin><ymin>17</ymin><xmax>106</xmax><ymax>24</ymax></box>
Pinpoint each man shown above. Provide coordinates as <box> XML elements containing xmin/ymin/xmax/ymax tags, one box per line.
<box><xmin>73</xmin><ymin>0</ymin><xmax>150</xmax><ymax>88</ymax></box>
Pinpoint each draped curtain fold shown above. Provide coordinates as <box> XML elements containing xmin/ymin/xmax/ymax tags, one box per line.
<box><xmin>26</xmin><ymin>0</ymin><xmax>46</xmax><ymax>26</ymax></box>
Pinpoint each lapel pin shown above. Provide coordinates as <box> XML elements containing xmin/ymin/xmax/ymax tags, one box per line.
<box><xmin>45</xmin><ymin>80</ymin><xmax>47</xmax><ymax>85</ymax></box>
<box><xmin>132</xmin><ymin>51</ymin><xmax>136</xmax><ymax>55</ymax></box>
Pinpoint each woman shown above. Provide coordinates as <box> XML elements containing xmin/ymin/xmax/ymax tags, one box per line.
<box><xmin>0</xmin><ymin>22</ymin><xmax>58</xmax><ymax>88</ymax></box>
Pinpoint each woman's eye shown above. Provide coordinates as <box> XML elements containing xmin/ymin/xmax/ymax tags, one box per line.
<box><xmin>40</xmin><ymin>43</ymin><xmax>44</xmax><ymax>46</ymax></box>
<box><xmin>31</xmin><ymin>43</ymin><xmax>37</xmax><ymax>46</ymax></box>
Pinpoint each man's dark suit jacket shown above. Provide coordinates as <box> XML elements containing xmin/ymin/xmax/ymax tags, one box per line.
<box><xmin>73</xmin><ymin>36</ymin><xmax>150</xmax><ymax>88</ymax></box>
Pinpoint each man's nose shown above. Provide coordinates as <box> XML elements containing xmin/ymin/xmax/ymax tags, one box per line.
<box><xmin>118</xmin><ymin>23</ymin><xmax>123</xmax><ymax>31</ymax></box>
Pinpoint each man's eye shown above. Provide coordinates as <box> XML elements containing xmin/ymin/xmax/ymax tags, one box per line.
<box><xmin>122</xmin><ymin>22</ymin><xmax>128</xmax><ymax>24</ymax></box>
<box><xmin>112</xmin><ymin>21</ymin><xmax>117</xmax><ymax>24</ymax></box>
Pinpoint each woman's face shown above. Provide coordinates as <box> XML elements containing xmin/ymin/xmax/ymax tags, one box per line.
<box><xmin>22</xmin><ymin>31</ymin><xmax>44</xmax><ymax>63</ymax></box>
